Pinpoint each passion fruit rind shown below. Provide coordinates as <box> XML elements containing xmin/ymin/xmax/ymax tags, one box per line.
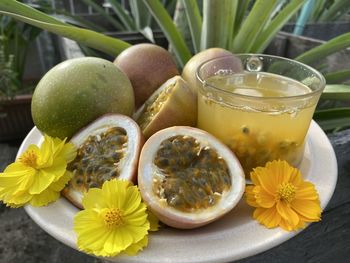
<box><xmin>32</xmin><ymin>57</ymin><xmax>135</xmax><ymax>139</ymax></box>
<box><xmin>135</xmin><ymin>76</ymin><xmax>197</xmax><ymax>139</ymax></box>
<box><xmin>114</xmin><ymin>43</ymin><xmax>179</xmax><ymax>108</ymax></box>
<box><xmin>62</xmin><ymin>113</ymin><xmax>144</xmax><ymax>209</ymax></box>
<box><xmin>182</xmin><ymin>48</ymin><xmax>240</xmax><ymax>95</ymax></box>
<box><xmin>138</xmin><ymin>126</ymin><xmax>245</xmax><ymax>229</ymax></box>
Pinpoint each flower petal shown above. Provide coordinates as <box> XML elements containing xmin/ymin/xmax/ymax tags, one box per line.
<box><xmin>5</xmin><ymin>191</ymin><xmax>32</xmax><ymax>206</ymax></box>
<box><xmin>104</xmin><ymin>228</ymin><xmax>133</xmax><ymax>255</ymax></box>
<box><xmin>147</xmin><ymin>209</ymin><xmax>160</xmax><ymax>231</ymax></box>
<box><xmin>291</xmin><ymin>199</ymin><xmax>321</xmax><ymax>221</ymax></box>
<box><xmin>123</xmin><ymin>185</ymin><xmax>142</xmax><ymax>215</ymax></box>
<box><xmin>294</xmin><ymin>182</ymin><xmax>319</xmax><ymax>200</ymax></box>
<box><xmin>276</xmin><ymin>201</ymin><xmax>299</xmax><ymax>227</ymax></box>
<box><xmin>28</xmin><ymin>169</ymin><xmax>56</xmax><ymax>195</ymax></box>
<box><xmin>30</xmin><ymin>188</ymin><xmax>60</xmax><ymax>206</ymax></box>
<box><xmin>37</xmin><ymin>136</ymin><xmax>54</xmax><ymax>167</ymax></box>
<box><xmin>49</xmin><ymin>171</ymin><xmax>72</xmax><ymax>192</ymax></box>
<box><xmin>250</xmin><ymin>167</ymin><xmax>277</xmax><ymax>195</ymax></box>
<box><xmin>267</xmin><ymin>160</ymin><xmax>293</xmax><ymax>185</ymax></box>
<box><xmin>245</xmin><ymin>186</ymin><xmax>259</xmax><ymax>207</ymax></box>
<box><xmin>254</xmin><ymin>186</ymin><xmax>275</xmax><ymax>208</ymax></box>
<box><xmin>123</xmin><ymin>203</ymin><xmax>148</xmax><ymax>227</ymax></box>
<box><xmin>74</xmin><ymin>210</ymin><xmax>110</xmax><ymax>254</ymax></box>
<box><xmin>41</xmin><ymin>157</ymin><xmax>67</xmax><ymax>179</ymax></box>
<box><xmin>123</xmin><ymin>236</ymin><xmax>148</xmax><ymax>255</ymax></box>
<box><xmin>253</xmin><ymin>207</ymin><xmax>281</xmax><ymax>228</ymax></box>
<box><xmin>102</xmin><ymin>179</ymin><xmax>130</xmax><ymax>208</ymax></box>
<box><xmin>60</xmin><ymin>142</ymin><xmax>77</xmax><ymax>163</ymax></box>
<box><xmin>82</xmin><ymin>188</ymin><xmax>106</xmax><ymax>209</ymax></box>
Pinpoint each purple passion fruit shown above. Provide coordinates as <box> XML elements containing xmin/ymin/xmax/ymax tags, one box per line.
<box><xmin>182</xmin><ymin>48</ymin><xmax>242</xmax><ymax>94</ymax></box>
<box><xmin>62</xmin><ymin>114</ymin><xmax>143</xmax><ymax>209</ymax></box>
<box><xmin>31</xmin><ymin>57</ymin><xmax>134</xmax><ymax>139</ymax></box>
<box><xmin>114</xmin><ymin>43</ymin><xmax>179</xmax><ymax>108</ymax></box>
<box><xmin>138</xmin><ymin>126</ymin><xmax>245</xmax><ymax>229</ymax></box>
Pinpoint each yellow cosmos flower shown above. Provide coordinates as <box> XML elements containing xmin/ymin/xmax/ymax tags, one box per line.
<box><xmin>245</xmin><ymin>160</ymin><xmax>322</xmax><ymax>231</ymax></box>
<box><xmin>0</xmin><ymin>135</ymin><xmax>76</xmax><ymax>207</ymax></box>
<box><xmin>74</xmin><ymin>179</ymin><xmax>159</xmax><ymax>257</ymax></box>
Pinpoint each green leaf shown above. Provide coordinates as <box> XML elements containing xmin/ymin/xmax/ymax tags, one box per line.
<box><xmin>181</xmin><ymin>0</ymin><xmax>202</xmax><ymax>54</ymax></box>
<box><xmin>251</xmin><ymin>0</ymin><xmax>305</xmax><ymax>53</ymax></box>
<box><xmin>232</xmin><ymin>0</ymin><xmax>278</xmax><ymax>53</ymax></box>
<box><xmin>295</xmin><ymin>32</ymin><xmax>350</xmax><ymax>65</ymax></box>
<box><xmin>311</xmin><ymin>0</ymin><xmax>327</xmax><ymax>22</ymax></box>
<box><xmin>53</xmin><ymin>13</ymin><xmax>108</xmax><ymax>32</ymax></box>
<box><xmin>325</xmin><ymin>69</ymin><xmax>350</xmax><ymax>84</ymax></box>
<box><xmin>200</xmin><ymin>0</ymin><xmax>237</xmax><ymax>51</ymax></box>
<box><xmin>234</xmin><ymin>0</ymin><xmax>252</xmax><ymax>36</ymax></box>
<box><xmin>106</xmin><ymin>0</ymin><xmax>136</xmax><ymax>31</ymax></box>
<box><xmin>80</xmin><ymin>0</ymin><xmax>125</xmax><ymax>30</ymax></box>
<box><xmin>130</xmin><ymin>0</ymin><xmax>152</xmax><ymax>29</ymax></box>
<box><xmin>142</xmin><ymin>0</ymin><xmax>192</xmax><ymax>67</ymax></box>
<box><xmin>314</xmin><ymin>107</ymin><xmax>350</xmax><ymax>132</ymax></box>
<box><xmin>319</xmin><ymin>0</ymin><xmax>350</xmax><ymax>22</ymax></box>
<box><xmin>0</xmin><ymin>0</ymin><xmax>68</xmax><ymax>26</ymax></box>
<box><xmin>0</xmin><ymin>7</ymin><xmax>130</xmax><ymax>57</ymax></box>
<box><xmin>321</xmin><ymin>85</ymin><xmax>350</xmax><ymax>100</ymax></box>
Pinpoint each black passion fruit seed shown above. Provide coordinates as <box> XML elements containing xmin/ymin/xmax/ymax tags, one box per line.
<box><xmin>68</xmin><ymin>127</ymin><xmax>127</xmax><ymax>191</ymax></box>
<box><xmin>152</xmin><ymin>135</ymin><xmax>231</xmax><ymax>212</ymax></box>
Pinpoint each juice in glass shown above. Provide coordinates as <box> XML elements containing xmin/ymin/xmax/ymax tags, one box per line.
<box><xmin>196</xmin><ymin>55</ymin><xmax>325</xmax><ymax>176</ymax></box>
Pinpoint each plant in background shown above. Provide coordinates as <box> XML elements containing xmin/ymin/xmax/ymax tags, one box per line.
<box><xmin>0</xmin><ymin>0</ymin><xmax>349</xmax><ymax>131</ymax></box>
<box><xmin>78</xmin><ymin>0</ymin><xmax>176</xmax><ymax>40</ymax></box>
<box><xmin>0</xmin><ymin>13</ymin><xmax>41</xmax><ymax>99</ymax></box>
<box><xmin>0</xmin><ymin>35</ymin><xmax>18</xmax><ymax>99</ymax></box>
<box><xmin>305</xmin><ymin>0</ymin><xmax>350</xmax><ymax>23</ymax></box>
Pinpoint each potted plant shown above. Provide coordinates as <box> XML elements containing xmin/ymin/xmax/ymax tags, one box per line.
<box><xmin>56</xmin><ymin>0</ymin><xmax>175</xmax><ymax>59</ymax></box>
<box><xmin>0</xmin><ymin>0</ymin><xmax>349</xmax><ymax>132</ymax></box>
<box><xmin>0</xmin><ymin>13</ymin><xmax>60</xmax><ymax>141</ymax></box>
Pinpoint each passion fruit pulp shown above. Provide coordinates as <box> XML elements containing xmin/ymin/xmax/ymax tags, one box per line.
<box><xmin>138</xmin><ymin>126</ymin><xmax>245</xmax><ymax>229</ymax></box>
<box><xmin>63</xmin><ymin>114</ymin><xmax>143</xmax><ymax>209</ymax></box>
<box><xmin>135</xmin><ymin>76</ymin><xmax>197</xmax><ymax>139</ymax></box>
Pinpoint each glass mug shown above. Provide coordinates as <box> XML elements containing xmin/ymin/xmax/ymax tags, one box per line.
<box><xmin>196</xmin><ymin>54</ymin><xmax>326</xmax><ymax>176</ymax></box>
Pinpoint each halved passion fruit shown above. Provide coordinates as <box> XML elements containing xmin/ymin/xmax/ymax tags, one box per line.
<box><xmin>62</xmin><ymin>114</ymin><xmax>143</xmax><ymax>209</ymax></box>
<box><xmin>138</xmin><ymin>126</ymin><xmax>245</xmax><ymax>229</ymax></box>
<box><xmin>135</xmin><ymin>76</ymin><xmax>197</xmax><ymax>139</ymax></box>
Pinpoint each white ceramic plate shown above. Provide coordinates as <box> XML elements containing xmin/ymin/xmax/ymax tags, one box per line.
<box><xmin>20</xmin><ymin>121</ymin><xmax>337</xmax><ymax>263</ymax></box>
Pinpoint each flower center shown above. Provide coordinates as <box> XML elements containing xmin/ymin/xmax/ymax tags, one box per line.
<box><xmin>277</xmin><ymin>182</ymin><xmax>296</xmax><ymax>203</ymax></box>
<box><xmin>102</xmin><ymin>208</ymin><xmax>124</xmax><ymax>228</ymax></box>
<box><xmin>19</xmin><ymin>150</ymin><xmax>37</xmax><ymax>168</ymax></box>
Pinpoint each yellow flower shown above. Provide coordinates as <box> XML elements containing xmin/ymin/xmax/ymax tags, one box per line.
<box><xmin>245</xmin><ymin>160</ymin><xmax>322</xmax><ymax>231</ymax></box>
<box><xmin>74</xmin><ymin>179</ymin><xmax>159</xmax><ymax>257</ymax></box>
<box><xmin>0</xmin><ymin>135</ymin><xmax>76</xmax><ymax>207</ymax></box>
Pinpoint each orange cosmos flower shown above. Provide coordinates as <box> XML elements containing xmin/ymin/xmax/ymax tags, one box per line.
<box><xmin>245</xmin><ymin>160</ymin><xmax>322</xmax><ymax>231</ymax></box>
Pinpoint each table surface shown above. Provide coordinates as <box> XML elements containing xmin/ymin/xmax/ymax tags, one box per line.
<box><xmin>0</xmin><ymin>129</ymin><xmax>349</xmax><ymax>263</ymax></box>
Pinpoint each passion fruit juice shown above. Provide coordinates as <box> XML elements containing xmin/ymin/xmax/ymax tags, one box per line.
<box><xmin>197</xmin><ymin>72</ymin><xmax>315</xmax><ymax>176</ymax></box>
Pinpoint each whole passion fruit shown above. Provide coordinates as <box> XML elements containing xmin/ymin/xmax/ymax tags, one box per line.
<box><xmin>114</xmin><ymin>43</ymin><xmax>179</xmax><ymax>108</ymax></box>
<box><xmin>138</xmin><ymin>126</ymin><xmax>245</xmax><ymax>229</ymax></box>
<box><xmin>32</xmin><ymin>57</ymin><xmax>134</xmax><ymax>139</ymax></box>
<box><xmin>62</xmin><ymin>114</ymin><xmax>143</xmax><ymax>209</ymax></box>
<box><xmin>182</xmin><ymin>48</ymin><xmax>242</xmax><ymax>94</ymax></box>
<box><xmin>135</xmin><ymin>76</ymin><xmax>197</xmax><ymax>139</ymax></box>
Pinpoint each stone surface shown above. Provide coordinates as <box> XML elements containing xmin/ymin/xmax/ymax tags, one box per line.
<box><xmin>0</xmin><ymin>129</ymin><xmax>349</xmax><ymax>263</ymax></box>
